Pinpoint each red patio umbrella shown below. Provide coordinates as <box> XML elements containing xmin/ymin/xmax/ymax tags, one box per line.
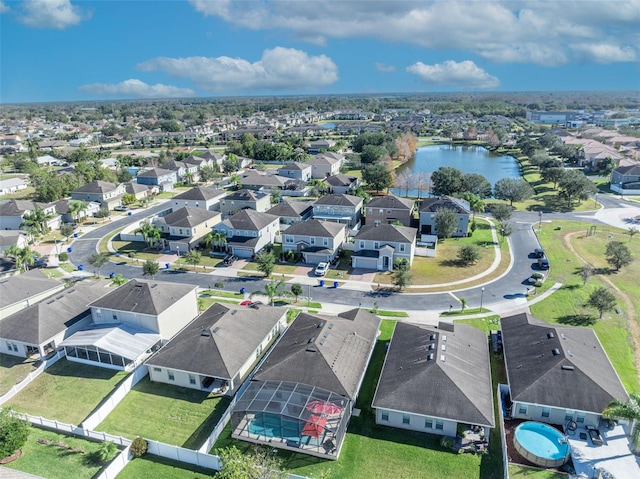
<box><xmin>301</xmin><ymin>414</ymin><xmax>327</xmax><ymax>438</ymax></box>
<box><xmin>306</xmin><ymin>400</ymin><xmax>343</xmax><ymax>415</ymax></box>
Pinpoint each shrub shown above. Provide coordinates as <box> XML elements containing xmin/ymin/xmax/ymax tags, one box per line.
<box><xmin>58</xmin><ymin>252</ymin><xmax>69</xmax><ymax>262</ymax></box>
<box><xmin>95</xmin><ymin>207</ymin><xmax>110</xmax><ymax>218</ymax></box>
<box><xmin>533</xmin><ymin>280</ymin><xmax>543</xmax><ymax>288</ymax></box>
<box><xmin>0</xmin><ymin>409</ymin><xmax>30</xmax><ymax>458</ymax></box>
<box><xmin>214</xmin><ymin>281</ymin><xmax>224</xmax><ymax>288</ymax></box>
<box><xmin>129</xmin><ymin>436</ymin><xmax>147</xmax><ymax>458</ymax></box>
<box><xmin>532</xmin><ymin>272</ymin><xmax>544</xmax><ymax>279</ymax></box>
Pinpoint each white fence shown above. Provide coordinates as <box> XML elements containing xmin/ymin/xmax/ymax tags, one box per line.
<box><xmin>95</xmin><ymin>445</ymin><xmax>132</xmax><ymax>479</ymax></box>
<box><xmin>498</xmin><ymin>383</ymin><xmax>510</xmax><ymax>479</ymax></box>
<box><xmin>82</xmin><ymin>365</ymin><xmax>149</xmax><ymax>431</ymax></box>
<box><xmin>147</xmin><ymin>439</ymin><xmax>220</xmax><ymax>470</ymax></box>
<box><xmin>0</xmin><ymin>350</ymin><xmax>64</xmax><ymax>405</ymax></box>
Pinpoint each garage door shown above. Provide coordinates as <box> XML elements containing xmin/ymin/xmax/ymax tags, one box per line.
<box><xmin>232</xmin><ymin>247</ymin><xmax>253</xmax><ymax>258</ymax></box>
<box><xmin>352</xmin><ymin>256</ymin><xmax>378</xmax><ymax>270</ymax></box>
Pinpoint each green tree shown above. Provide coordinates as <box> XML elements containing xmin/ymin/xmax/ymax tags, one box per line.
<box><xmin>605</xmin><ymin>241</ymin><xmax>632</xmax><ymax>271</ymax></box>
<box><xmin>60</xmin><ymin>223</ymin><xmax>75</xmax><ymax>241</ymax></box>
<box><xmin>122</xmin><ymin>194</ymin><xmax>136</xmax><ymax>206</ymax></box>
<box><xmin>110</xmin><ymin>273</ymin><xmax>127</xmax><ymax>286</ymax></box>
<box><xmin>598</xmin><ymin>157</ymin><xmax>617</xmax><ymax>176</ymax></box>
<box><xmin>459</xmin><ymin>193</ymin><xmax>485</xmax><ymax>222</ymax></box>
<box><xmin>360</xmin><ymin>144</ymin><xmax>387</xmax><ymax>164</ymax></box>
<box><xmin>462</xmin><ymin>173</ymin><xmax>492</xmax><ymax>198</ymax></box>
<box><xmin>498</xmin><ymin>220</ymin><xmax>513</xmax><ymax>244</ymax></box>
<box><xmin>0</xmin><ymin>408</ymin><xmax>30</xmax><ymax>459</ymax></box>
<box><xmin>458</xmin><ymin>244</ymin><xmax>481</xmax><ymax>265</ymax></box>
<box><xmin>541</xmin><ymin>167</ymin><xmax>565</xmax><ymax>189</ymax></box>
<box><xmin>431</xmin><ymin>167</ymin><xmax>465</xmax><ymax>196</ymax></box>
<box><xmin>130</xmin><ymin>437</ymin><xmax>147</xmax><ymax>457</ymax></box>
<box><xmin>95</xmin><ymin>441</ymin><xmax>118</xmax><ymax>464</ymax></box>
<box><xmin>20</xmin><ymin>206</ymin><xmax>53</xmax><ymax>236</ymax></box>
<box><xmin>143</xmin><ymin>259</ymin><xmax>159</xmax><ymax>279</ymax></box>
<box><xmin>362</xmin><ymin>162</ymin><xmax>393</xmax><ymax>193</ymax></box>
<box><xmin>290</xmin><ymin>283</ymin><xmax>303</xmax><ymax>302</ymax></box>
<box><xmin>491</xmin><ymin>203</ymin><xmax>513</xmax><ymax>223</ymax></box>
<box><xmin>87</xmin><ymin>252</ymin><xmax>109</xmax><ymax>278</ymax></box>
<box><xmin>4</xmin><ymin>245</ymin><xmax>38</xmax><ymax>272</ymax></box>
<box><xmin>69</xmin><ymin>200</ymin><xmax>88</xmax><ymax>222</ymax></box>
<box><xmin>135</xmin><ymin>222</ymin><xmax>162</xmax><ymax>248</ymax></box>
<box><xmin>183</xmin><ymin>249</ymin><xmax>202</xmax><ymax>270</ymax></box>
<box><xmin>256</xmin><ymin>251</ymin><xmax>276</xmax><ymax>277</ymax></box>
<box><xmin>217</xmin><ymin>445</ymin><xmax>287</xmax><ymax>479</ymax></box>
<box><xmin>602</xmin><ymin>393</ymin><xmax>640</xmax><ymax>451</ymax></box>
<box><xmin>199</xmin><ymin>165</ymin><xmax>220</xmax><ymax>183</ymax></box>
<box><xmin>558</xmin><ymin>169</ymin><xmax>597</xmax><ymax>208</ymax></box>
<box><xmin>251</xmin><ymin>278</ymin><xmax>290</xmax><ymax>306</ymax></box>
<box><xmin>391</xmin><ymin>262</ymin><xmax>413</xmax><ymax>291</ymax></box>
<box><xmin>493</xmin><ymin>178</ymin><xmax>534</xmax><ymax>206</ymax></box>
<box><xmin>460</xmin><ymin>297</ymin><xmax>468</xmax><ymax>313</ymax></box>
<box><xmin>626</xmin><ymin>227</ymin><xmax>638</xmax><ymax>242</ymax></box>
<box><xmin>434</xmin><ymin>207</ymin><xmax>458</xmax><ymax>239</ymax></box>
<box><xmin>580</xmin><ymin>263</ymin><xmax>594</xmax><ymax>285</ymax></box>
<box><xmin>587</xmin><ymin>287</ymin><xmax>617</xmax><ymax>319</ymax></box>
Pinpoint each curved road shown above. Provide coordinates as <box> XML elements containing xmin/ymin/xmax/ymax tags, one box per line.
<box><xmin>68</xmin><ymin>195</ymin><xmax>640</xmax><ymax>313</ymax></box>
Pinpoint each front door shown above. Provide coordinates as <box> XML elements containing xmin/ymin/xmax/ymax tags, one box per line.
<box><xmin>383</xmin><ymin>256</ymin><xmax>390</xmax><ymax>269</ymax></box>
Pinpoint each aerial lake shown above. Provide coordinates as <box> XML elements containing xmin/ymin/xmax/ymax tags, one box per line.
<box><xmin>390</xmin><ymin>144</ymin><xmax>521</xmax><ymax>197</ymax></box>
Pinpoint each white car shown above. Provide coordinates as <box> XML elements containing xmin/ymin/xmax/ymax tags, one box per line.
<box><xmin>314</xmin><ymin>262</ymin><xmax>329</xmax><ymax>276</ymax></box>
<box><xmin>114</xmin><ymin>205</ymin><xmax>128</xmax><ymax>212</ymax></box>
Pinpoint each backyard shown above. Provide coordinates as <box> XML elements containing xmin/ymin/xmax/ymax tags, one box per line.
<box><xmin>3</xmin><ymin>359</ymin><xmax>129</xmax><ymax>425</ymax></box>
<box><xmin>0</xmin><ymin>353</ymin><xmax>39</xmax><ymax>395</ymax></box>
<box><xmin>97</xmin><ymin>378</ymin><xmax>231</xmax><ymax>449</ymax></box>
<box><xmin>116</xmin><ymin>454</ymin><xmax>214</xmax><ymax>478</ymax></box>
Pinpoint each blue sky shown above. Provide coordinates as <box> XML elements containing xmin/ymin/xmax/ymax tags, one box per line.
<box><xmin>1</xmin><ymin>0</ymin><xmax>639</xmax><ymax>103</ymax></box>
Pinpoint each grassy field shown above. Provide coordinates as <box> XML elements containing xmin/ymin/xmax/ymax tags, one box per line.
<box><xmin>116</xmin><ymin>454</ymin><xmax>214</xmax><ymax>478</ymax></box>
<box><xmin>4</xmin><ymin>359</ymin><xmax>129</xmax><ymax>425</ymax></box>
<box><xmin>212</xmin><ymin>320</ymin><xmax>503</xmax><ymax>479</ymax></box>
<box><xmin>2</xmin><ymin>427</ymin><xmax>107</xmax><ymax>479</ymax></box>
<box><xmin>530</xmin><ymin>221</ymin><xmax>640</xmax><ymax>393</ymax></box>
<box><xmin>0</xmin><ymin>354</ymin><xmax>39</xmax><ymax>395</ymax></box>
<box><xmin>98</xmin><ymin>378</ymin><xmax>230</xmax><ymax>449</ymax></box>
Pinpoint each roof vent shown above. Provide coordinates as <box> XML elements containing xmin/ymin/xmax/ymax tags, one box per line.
<box><xmin>561</xmin><ymin>333</ymin><xmax>566</xmax><ymax>339</ymax></box>
<box><xmin>319</xmin><ymin>338</ymin><xmax>326</xmax><ymax>346</ymax></box>
<box><xmin>567</xmin><ymin>350</ymin><xmax>573</xmax><ymax>357</ymax></box>
<box><xmin>428</xmin><ymin>344</ymin><xmax>435</xmax><ymax>350</ymax></box>
<box><xmin>317</xmin><ymin>322</ymin><xmax>325</xmax><ymax>329</ymax></box>
<box><xmin>440</xmin><ymin>355</ymin><xmax>445</xmax><ymax>362</ymax></box>
<box><xmin>151</xmin><ymin>284</ymin><xmax>158</xmax><ymax>288</ymax></box>
<box><xmin>561</xmin><ymin>365</ymin><xmax>575</xmax><ymax>371</ymax></box>
<box><xmin>212</xmin><ymin>327</ymin><xmax>220</xmax><ymax>334</ymax></box>
<box><xmin>328</xmin><ymin>323</ymin><xmax>334</xmax><ymax>329</ymax></box>
<box><xmin>441</xmin><ymin>345</ymin><xmax>446</xmax><ymax>351</ymax></box>
<box><xmin>306</xmin><ymin>347</ymin><xmax>317</xmax><ymax>353</ymax></box>
<box><xmin>308</xmin><ymin>337</ymin><xmax>315</xmax><ymax>344</ymax></box>
<box><xmin>200</xmin><ymin>331</ymin><xmax>211</xmax><ymax>337</ymax></box>
<box><xmin>430</xmin><ymin>334</ymin><xmax>436</xmax><ymax>340</ymax></box>
<box><xmin>552</xmin><ymin>348</ymin><xmax>561</xmax><ymax>356</ymax></box>
<box><xmin>547</xmin><ymin>332</ymin><xmax>555</xmax><ymax>339</ymax></box>
<box><xmin>427</xmin><ymin>353</ymin><xmax>434</xmax><ymax>360</ymax></box>
<box><xmin>47</xmin><ymin>300</ymin><xmax>55</xmax><ymax>304</ymax></box>
<box><xmin>442</xmin><ymin>335</ymin><xmax>447</xmax><ymax>341</ymax></box>
<box><xmin>231</xmin><ymin>310</ymin><xmax>237</xmax><ymax>315</ymax></box>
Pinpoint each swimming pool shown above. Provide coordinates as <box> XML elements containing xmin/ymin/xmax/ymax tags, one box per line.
<box><xmin>514</xmin><ymin>422</ymin><xmax>570</xmax><ymax>468</ymax></box>
<box><xmin>249</xmin><ymin>413</ymin><xmax>305</xmax><ymax>442</ymax></box>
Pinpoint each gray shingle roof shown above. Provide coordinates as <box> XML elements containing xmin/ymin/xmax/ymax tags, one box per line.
<box><xmin>241</xmin><ymin>171</ymin><xmax>290</xmax><ymax>187</ymax></box>
<box><xmin>72</xmin><ymin>180</ymin><xmax>118</xmax><ymax>194</ymax></box>
<box><xmin>223</xmin><ymin>209</ymin><xmax>278</xmax><ymax>231</ymax></box>
<box><xmin>314</xmin><ymin>194</ymin><xmax>362</xmax><ymax>207</ymax></box>
<box><xmin>614</xmin><ymin>164</ymin><xmax>640</xmax><ymax>176</ymax></box>
<box><xmin>0</xmin><ymin>270</ymin><xmax>62</xmax><ymax>310</ymax></box>
<box><xmin>173</xmin><ymin>186</ymin><xmax>226</xmax><ymax>202</ymax></box>
<box><xmin>501</xmin><ymin>312</ymin><xmax>629</xmax><ymax>413</ymax></box>
<box><xmin>283</xmin><ymin>219</ymin><xmax>345</xmax><ymax>238</ymax></box>
<box><xmin>146</xmin><ymin>303</ymin><xmax>285</xmax><ymax>379</ymax></box>
<box><xmin>278</xmin><ymin>162</ymin><xmax>310</xmax><ymax>171</ymax></box>
<box><xmin>266</xmin><ymin>201</ymin><xmax>313</xmax><ymax>218</ymax></box>
<box><xmin>162</xmin><ymin>206</ymin><xmax>220</xmax><ymax>228</ymax></box>
<box><xmin>367</xmin><ymin>195</ymin><xmax>415</xmax><ymax>210</ymax></box>
<box><xmin>0</xmin><ymin>199</ymin><xmax>52</xmax><ymax>217</ymax></box>
<box><xmin>354</xmin><ymin>224</ymin><xmax>417</xmax><ymax>243</ymax></box>
<box><xmin>419</xmin><ymin>196</ymin><xmax>470</xmax><ymax>214</ymax></box>
<box><xmin>325</xmin><ymin>174</ymin><xmax>358</xmax><ymax>187</ymax></box>
<box><xmin>253</xmin><ymin>309</ymin><xmax>380</xmax><ymax>399</ymax></box>
<box><xmin>1</xmin><ymin>281</ymin><xmax>111</xmax><ymax>344</ymax></box>
<box><xmin>89</xmin><ymin>279</ymin><xmax>197</xmax><ymax>316</ymax></box>
<box><xmin>225</xmin><ymin>189</ymin><xmax>269</xmax><ymax>202</ymax></box>
<box><xmin>125</xmin><ymin>182</ymin><xmax>150</xmax><ymax>195</ymax></box>
<box><xmin>372</xmin><ymin>322</ymin><xmax>495</xmax><ymax>427</ymax></box>
<box><xmin>137</xmin><ymin>168</ymin><xmax>174</xmax><ymax>178</ymax></box>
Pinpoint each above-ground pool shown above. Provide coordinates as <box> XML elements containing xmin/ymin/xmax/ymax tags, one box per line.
<box><xmin>514</xmin><ymin>422</ymin><xmax>571</xmax><ymax>468</ymax></box>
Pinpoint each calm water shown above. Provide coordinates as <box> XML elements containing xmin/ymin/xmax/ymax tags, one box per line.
<box><xmin>391</xmin><ymin>144</ymin><xmax>520</xmax><ymax>197</ymax></box>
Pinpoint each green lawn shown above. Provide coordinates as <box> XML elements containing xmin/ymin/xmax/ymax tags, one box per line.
<box><xmin>0</xmin><ymin>354</ymin><xmax>39</xmax><ymax>395</ymax></box>
<box><xmin>98</xmin><ymin>378</ymin><xmax>230</xmax><ymax>449</ymax></box>
<box><xmin>116</xmin><ymin>454</ymin><xmax>214</xmax><ymax>478</ymax></box>
<box><xmin>508</xmin><ymin>465</ymin><xmax>567</xmax><ymax>479</ymax></box>
<box><xmin>212</xmin><ymin>319</ymin><xmax>503</xmax><ymax>479</ymax></box>
<box><xmin>2</xmin><ymin>427</ymin><xmax>107</xmax><ymax>479</ymax></box>
<box><xmin>4</xmin><ymin>359</ymin><xmax>129</xmax><ymax>425</ymax></box>
<box><xmin>530</xmin><ymin>221</ymin><xmax>640</xmax><ymax>393</ymax></box>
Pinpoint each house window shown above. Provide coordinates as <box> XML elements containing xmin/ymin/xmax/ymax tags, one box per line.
<box><xmin>565</xmin><ymin>410</ymin><xmax>574</xmax><ymax>421</ymax></box>
<box><xmin>518</xmin><ymin>405</ymin><xmax>528</xmax><ymax>415</ymax></box>
<box><xmin>400</xmin><ymin>244</ymin><xmax>405</xmax><ymax>252</ymax></box>
<box><xmin>386</xmin><ymin>209</ymin><xmax>392</xmax><ymax>214</ymax></box>
<box><xmin>424</xmin><ymin>418</ymin><xmax>433</xmax><ymax>429</ymax></box>
<box><xmin>374</xmin><ymin>220</ymin><xmax>381</xmax><ymax>226</ymax></box>
<box><xmin>153</xmin><ymin>367</ymin><xmax>161</xmax><ymax>372</ymax></box>
<box><xmin>542</xmin><ymin>407</ymin><xmax>550</xmax><ymax>418</ymax></box>
<box><xmin>112</xmin><ymin>313</ymin><xmax>118</xmax><ymax>321</ymax></box>
<box><xmin>435</xmin><ymin>420</ymin><xmax>444</xmax><ymax>430</ymax></box>
<box><xmin>168</xmin><ymin>370</ymin><xmax>175</xmax><ymax>381</ymax></box>
<box><xmin>381</xmin><ymin>410</ymin><xmax>389</xmax><ymax>422</ymax></box>
<box><xmin>188</xmin><ymin>374</ymin><xmax>196</xmax><ymax>385</ymax></box>
<box><xmin>179</xmin><ymin>228</ymin><xmax>183</xmax><ymax>235</ymax></box>
<box><xmin>368</xmin><ymin>208</ymin><xmax>373</xmax><ymax>215</ymax></box>
<box><xmin>379</xmin><ymin>209</ymin><xmax>383</xmax><ymax>214</ymax></box>
<box><xmin>285</xmin><ymin>235</ymin><xmax>293</xmax><ymax>244</ymax></box>
<box><xmin>374</xmin><ymin>242</ymin><xmax>379</xmax><ymax>249</ymax></box>
<box><xmin>96</xmin><ymin>309</ymin><xmax>101</xmax><ymax>317</ymax></box>
<box><xmin>576</xmin><ymin>413</ymin><xmax>585</xmax><ymax>423</ymax></box>
<box><xmin>402</xmin><ymin>414</ymin><xmax>410</xmax><ymax>425</ymax></box>
<box><xmin>323</xmin><ymin>238</ymin><xmax>328</xmax><ymax>246</ymax></box>
<box><xmin>359</xmin><ymin>241</ymin><xmax>365</xmax><ymax>249</ymax></box>
<box><xmin>310</xmin><ymin>237</ymin><xmax>315</xmax><ymax>245</ymax></box>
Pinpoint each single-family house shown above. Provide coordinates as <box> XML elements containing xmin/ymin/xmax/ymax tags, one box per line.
<box><xmin>278</xmin><ymin>162</ymin><xmax>312</xmax><ymax>182</ymax></box>
<box><xmin>124</xmin><ymin>182</ymin><xmax>153</xmax><ymax>200</ymax></box>
<box><xmin>611</xmin><ymin>164</ymin><xmax>640</xmax><ymax>195</ymax></box>
<box><xmin>372</xmin><ymin>322</ymin><xmax>494</xmax><ymax>439</ymax></box>
<box><xmin>172</xmin><ymin>186</ymin><xmax>226</xmax><ymax>211</ymax></box>
<box><xmin>240</xmin><ymin>171</ymin><xmax>292</xmax><ymax>191</ymax></box>
<box><xmin>307</xmin><ymin>139</ymin><xmax>334</xmax><ymax>155</ymax></box>
<box><xmin>214</xmin><ymin>209</ymin><xmax>279</xmax><ymax>258</ymax></box>
<box><xmin>0</xmin><ymin>177</ymin><xmax>28</xmax><ymax>195</ymax></box>
<box><xmin>307</xmin><ymin>153</ymin><xmax>343</xmax><ymax>178</ymax></box>
<box><xmin>312</xmin><ymin>194</ymin><xmax>363</xmax><ymax>229</ymax></box>
<box><xmin>230</xmin><ymin>309</ymin><xmax>381</xmax><ymax>459</ymax></box>
<box><xmin>0</xmin><ymin>199</ymin><xmax>61</xmax><ymax>231</ymax></box>
<box><xmin>153</xmin><ymin>206</ymin><xmax>221</xmax><ymax>252</ymax></box>
<box><xmin>0</xmin><ymin>269</ymin><xmax>65</xmax><ymax>320</ymax></box>
<box><xmin>146</xmin><ymin>302</ymin><xmax>287</xmax><ymax>395</ymax></box>
<box><xmin>71</xmin><ymin>180</ymin><xmax>126</xmax><ymax>210</ymax></box>
<box><xmin>60</xmin><ymin>279</ymin><xmax>199</xmax><ymax>370</ymax></box>
<box><xmin>183</xmin><ymin>154</ymin><xmax>214</xmax><ymax>170</ymax></box>
<box><xmin>351</xmin><ymin>224</ymin><xmax>417</xmax><ymax>271</ymax></box>
<box><xmin>53</xmin><ymin>199</ymin><xmax>101</xmax><ymax>223</ymax></box>
<box><xmin>325</xmin><ymin>174</ymin><xmax>360</xmax><ymax>195</ymax></box>
<box><xmin>282</xmin><ymin>219</ymin><xmax>346</xmax><ymax>264</ymax></box>
<box><xmin>501</xmin><ymin>313</ymin><xmax>628</xmax><ymax>428</ymax></box>
<box><xmin>136</xmin><ymin>168</ymin><xmax>178</xmax><ymax>191</ymax></box>
<box><xmin>0</xmin><ymin>230</ymin><xmax>28</xmax><ymax>254</ymax></box>
<box><xmin>366</xmin><ymin>195</ymin><xmax>415</xmax><ymax>227</ymax></box>
<box><xmin>198</xmin><ymin>151</ymin><xmax>225</xmax><ymax>170</ymax></box>
<box><xmin>266</xmin><ymin>201</ymin><xmax>314</xmax><ymax>227</ymax></box>
<box><xmin>1</xmin><ymin>281</ymin><xmax>110</xmax><ymax>359</ymax></box>
<box><xmin>36</xmin><ymin>155</ymin><xmax>59</xmax><ymax>167</ymax></box>
<box><xmin>419</xmin><ymin>196</ymin><xmax>470</xmax><ymax>237</ymax></box>
<box><xmin>164</xmin><ymin>160</ymin><xmax>200</xmax><ymax>183</ymax></box>
<box><xmin>220</xmin><ymin>189</ymin><xmax>271</xmax><ymax>216</ymax></box>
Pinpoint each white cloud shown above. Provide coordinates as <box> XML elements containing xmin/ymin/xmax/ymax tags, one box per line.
<box><xmin>19</xmin><ymin>0</ymin><xmax>87</xmax><ymax>29</ymax></box>
<box><xmin>407</xmin><ymin>60</ymin><xmax>500</xmax><ymax>90</ymax></box>
<box><xmin>189</xmin><ymin>0</ymin><xmax>640</xmax><ymax>66</ymax></box>
<box><xmin>137</xmin><ymin>47</ymin><xmax>338</xmax><ymax>93</ymax></box>
<box><xmin>375</xmin><ymin>62</ymin><xmax>396</xmax><ymax>73</ymax></box>
<box><xmin>570</xmin><ymin>43</ymin><xmax>637</xmax><ymax>63</ymax></box>
<box><xmin>0</xmin><ymin>1</ymin><xmax>10</xmax><ymax>14</ymax></box>
<box><xmin>79</xmin><ymin>79</ymin><xmax>195</xmax><ymax>99</ymax></box>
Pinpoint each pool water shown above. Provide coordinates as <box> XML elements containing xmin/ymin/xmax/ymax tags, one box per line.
<box><xmin>249</xmin><ymin>413</ymin><xmax>304</xmax><ymax>441</ymax></box>
<box><xmin>515</xmin><ymin>422</ymin><xmax>570</xmax><ymax>460</ymax></box>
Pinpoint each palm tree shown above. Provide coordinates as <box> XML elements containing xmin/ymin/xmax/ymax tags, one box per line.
<box><xmin>460</xmin><ymin>298</ymin><xmax>468</xmax><ymax>313</ymax></box>
<box><xmin>201</xmin><ymin>232</ymin><xmax>215</xmax><ymax>252</ymax></box>
<box><xmin>69</xmin><ymin>200</ymin><xmax>87</xmax><ymax>223</ymax></box>
<box><xmin>602</xmin><ymin>393</ymin><xmax>640</xmax><ymax>451</ymax></box>
<box><xmin>21</xmin><ymin>207</ymin><xmax>53</xmax><ymax>237</ymax></box>
<box><xmin>213</xmin><ymin>231</ymin><xmax>227</xmax><ymax>252</ymax></box>
<box><xmin>135</xmin><ymin>222</ymin><xmax>162</xmax><ymax>249</ymax></box>
<box><xmin>250</xmin><ymin>278</ymin><xmax>291</xmax><ymax>306</ymax></box>
<box><xmin>5</xmin><ymin>245</ymin><xmax>38</xmax><ymax>272</ymax></box>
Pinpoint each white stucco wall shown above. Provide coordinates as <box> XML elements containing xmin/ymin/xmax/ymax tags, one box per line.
<box><xmin>511</xmin><ymin>401</ymin><xmax>600</xmax><ymax>428</ymax></box>
<box><xmin>375</xmin><ymin>408</ymin><xmax>458</xmax><ymax>437</ymax></box>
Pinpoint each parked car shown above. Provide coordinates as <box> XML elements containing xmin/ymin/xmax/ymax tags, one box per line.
<box><xmin>114</xmin><ymin>205</ymin><xmax>128</xmax><ymax>212</ymax></box>
<box><xmin>534</xmin><ymin>248</ymin><xmax>545</xmax><ymax>258</ymax></box>
<box><xmin>537</xmin><ymin>258</ymin><xmax>549</xmax><ymax>270</ymax></box>
<box><xmin>223</xmin><ymin>254</ymin><xmax>237</xmax><ymax>265</ymax></box>
<box><xmin>314</xmin><ymin>262</ymin><xmax>329</xmax><ymax>276</ymax></box>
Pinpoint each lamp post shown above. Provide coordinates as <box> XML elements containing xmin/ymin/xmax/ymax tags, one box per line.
<box><xmin>594</xmin><ymin>192</ymin><xmax>598</xmax><ymax>208</ymax></box>
<box><xmin>176</xmin><ymin>246</ymin><xmax>180</xmax><ymax>258</ymax></box>
<box><xmin>480</xmin><ymin>287</ymin><xmax>485</xmax><ymax>312</ymax></box>
<box><xmin>538</xmin><ymin>211</ymin><xmax>542</xmax><ymax>231</ymax></box>
<box><xmin>307</xmin><ymin>283</ymin><xmax>311</xmax><ymax>307</ymax></box>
